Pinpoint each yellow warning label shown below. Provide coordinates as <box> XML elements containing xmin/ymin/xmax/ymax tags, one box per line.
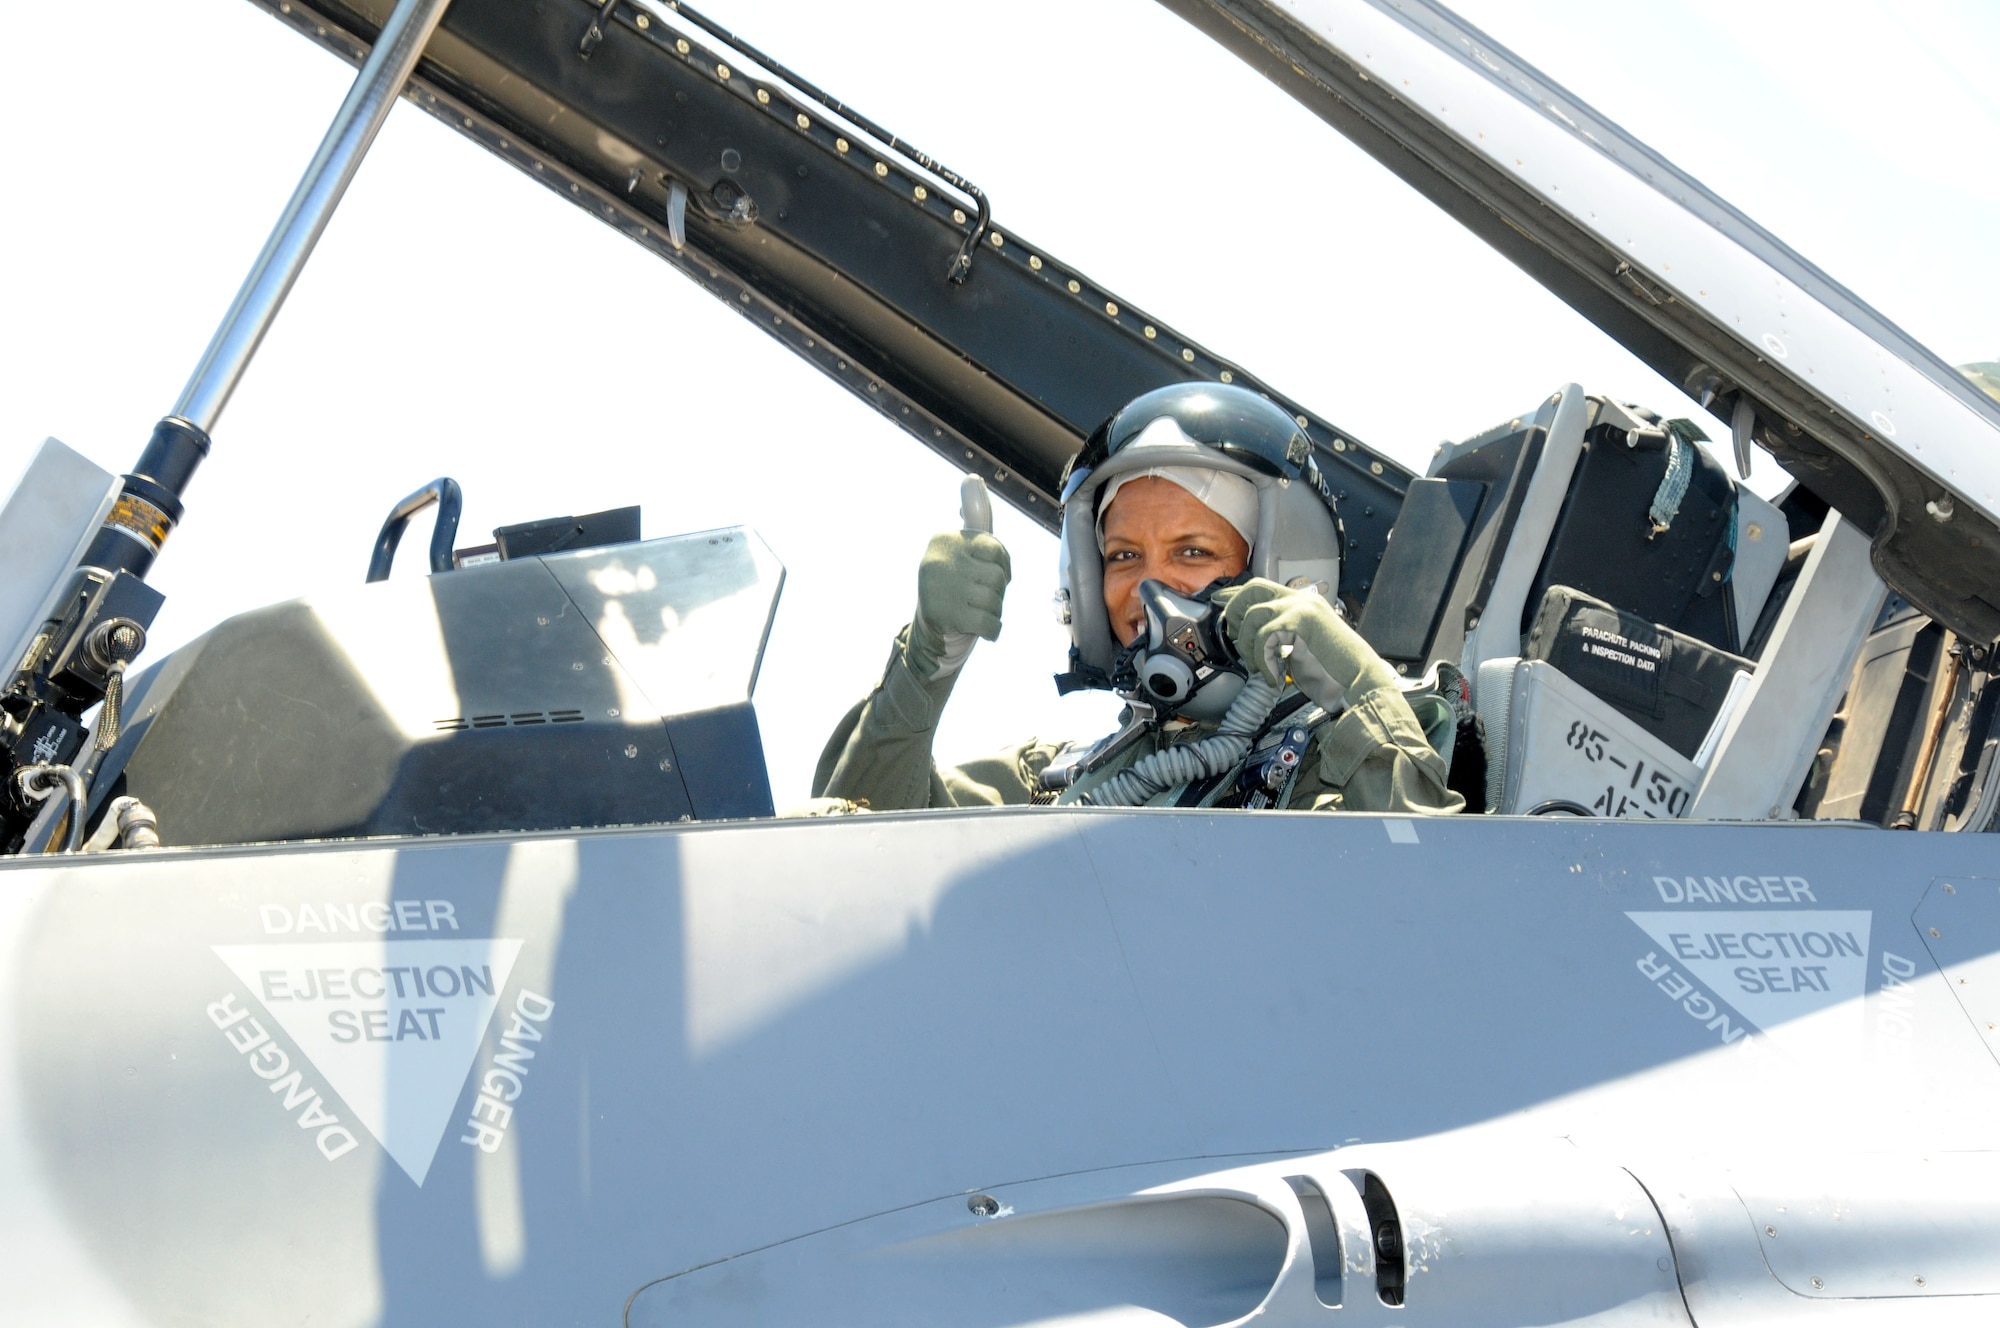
<box><xmin>104</xmin><ymin>493</ymin><xmax>170</xmax><ymax>549</ymax></box>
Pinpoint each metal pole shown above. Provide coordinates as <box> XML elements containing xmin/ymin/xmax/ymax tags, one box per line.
<box><xmin>173</xmin><ymin>0</ymin><xmax>452</xmax><ymax>434</ymax></box>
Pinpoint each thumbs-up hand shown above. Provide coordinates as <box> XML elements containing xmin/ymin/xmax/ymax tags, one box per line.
<box><xmin>908</xmin><ymin>476</ymin><xmax>1012</xmax><ymax>681</ymax></box>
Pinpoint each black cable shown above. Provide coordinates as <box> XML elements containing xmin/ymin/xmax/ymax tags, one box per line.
<box><xmin>654</xmin><ymin>0</ymin><xmax>990</xmax><ymax>280</ymax></box>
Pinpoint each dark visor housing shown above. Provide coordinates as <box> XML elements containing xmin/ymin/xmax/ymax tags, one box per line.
<box><xmin>1059</xmin><ymin>382</ymin><xmax>1323</xmax><ymax>505</ymax></box>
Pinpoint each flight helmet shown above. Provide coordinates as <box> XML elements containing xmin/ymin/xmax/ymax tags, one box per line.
<box><xmin>1055</xmin><ymin>382</ymin><xmax>1344</xmax><ymax>690</ymax></box>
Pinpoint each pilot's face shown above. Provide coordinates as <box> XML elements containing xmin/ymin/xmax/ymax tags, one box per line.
<box><xmin>1100</xmin><ymin>476</ymin><xmax>1250</xmax><ymax>646</ymax></box>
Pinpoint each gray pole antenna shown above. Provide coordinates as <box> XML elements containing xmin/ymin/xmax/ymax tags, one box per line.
<box><xmin>0</xmin><ymin>0</ymin><xmax>457</xmax><ymax>856</ymax></box>
<box><xmin>173</xmin><ymin>0</ymin><xmax>453</xmax><ymax>434</ymax></box>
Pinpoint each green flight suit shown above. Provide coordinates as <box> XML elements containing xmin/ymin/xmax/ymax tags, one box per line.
<box><xmin>812</xmin><ymin>625</ymin><xmax>1464</xmax><ymax>814</ymax></box>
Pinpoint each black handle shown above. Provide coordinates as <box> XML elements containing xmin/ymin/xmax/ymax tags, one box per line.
<box><xmin>366</xmin><ymin>478</ymin><xmax>463</xmax><ymax>583</ymax></box>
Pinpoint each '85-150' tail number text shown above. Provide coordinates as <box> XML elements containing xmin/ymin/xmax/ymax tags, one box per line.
<box><xmin>1565</xmin><ymin>721</ymin><xmax>1692</xmax><ymax>819</ymax></box>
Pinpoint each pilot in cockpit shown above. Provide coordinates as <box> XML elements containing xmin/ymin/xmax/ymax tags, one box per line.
<box><xmin>811</xmin><ymin>383</ymin><xmax>1465</xmax><ymax>814</ymax></box>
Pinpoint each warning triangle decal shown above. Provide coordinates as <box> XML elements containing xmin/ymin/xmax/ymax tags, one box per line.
<box><xmin>214</xmin><ymin>939</ymin><xmax>523</xmax><ymax>1185</ymax></box>
<box><xmin>1626</xmin><ymin>911</ymin><xmax>1871</xmax><ymax>1036</ymax></box>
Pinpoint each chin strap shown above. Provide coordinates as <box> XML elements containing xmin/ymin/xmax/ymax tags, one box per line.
<box><xmin>1052</xmin><ymin>648</ymin><xmax>1114</xmax><ymax>696</ymax></box>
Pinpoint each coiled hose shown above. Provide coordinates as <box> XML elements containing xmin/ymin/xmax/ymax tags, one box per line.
<box><xmin>1078</xmin><ymin>673</ymin><xmax>1282</xmax><ymax>807</ymax></box>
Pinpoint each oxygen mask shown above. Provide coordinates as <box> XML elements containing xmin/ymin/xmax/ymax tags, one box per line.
<box><xmin>1115</xmin><ymin>578</ymin><xmax>1246</xmax><ymax>722</ymax></box>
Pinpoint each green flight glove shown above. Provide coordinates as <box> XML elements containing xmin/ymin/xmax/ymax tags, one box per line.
<box><xmin>1213</xmin><ymin>578</ymin><xmax>1397</xmax><ymax>713</ymax></box>
<box><xmin>907</xmin><ymin>529</ymin><xmax>1012</xmax><ymax>681</ymax></box>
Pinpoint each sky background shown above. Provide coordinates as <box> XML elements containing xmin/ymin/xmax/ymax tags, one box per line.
<box><xmin>3</xmin><ymin>0</ymin><xmax>1996</xmax><ymax>806</ymax></box>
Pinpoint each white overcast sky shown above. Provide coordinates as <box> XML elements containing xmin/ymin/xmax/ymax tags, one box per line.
<box><xmin>2</xmin><ymin>0</ymin><xmax>1996</xmax><ymax>805</ymax></box>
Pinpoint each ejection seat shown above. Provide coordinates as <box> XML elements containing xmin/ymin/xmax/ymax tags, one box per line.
<box><xmin>1357</xmin><ymin>386</ymin><xmax>1884</xmax><ymax>821</ymax></box>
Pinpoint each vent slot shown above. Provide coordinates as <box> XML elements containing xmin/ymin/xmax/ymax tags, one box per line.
<box><xmin>1283</xmin><ymin>1176</ymin><xmax>1343</xmax><ymax>1307</ymax></box>
<box><xmin>433</xmin><ymin>709</ymin><xmax>591</xmax><ymax>732</ymax></box>
<box><xmin>1353</xmin><ymin>1171</ymin><xmax>1405</xmax><ymax>1306</ymax></box>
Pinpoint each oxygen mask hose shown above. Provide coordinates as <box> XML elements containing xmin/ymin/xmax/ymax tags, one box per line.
<box><xmin>1078</xmin><ymin>672</ymin><xmax>1281</xmax><ymax>807</ymax></box>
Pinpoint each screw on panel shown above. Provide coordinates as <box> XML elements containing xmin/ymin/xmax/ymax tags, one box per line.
<box><xmin>953</xmin><ymin>208</ymin><xmax>967</xmax><ymax>225</ymax></box>
<box><xmin>1811</xmin><ymin>1277</ymin><xmax>1823</xmax><ymax>1289</ymax></box>
<box><xmin>968</xmin><ymin>1195</ymin><xmax>1000</xmax><ymax>1216</ymax></box>
<box><xmin>1221</xmin><ymin>371</ymin><xmax>1234</xmax><ymax>383</ymax></box>
<box><xmin>1029</xmin><ymin>256</ymin><xmax>1042</xmax><ymax>270</ymax></box>
<box><xmin>635</xmin><ymin>12</ymin><xmax>650</xmax><ymax>27</ymax></box>
<box><xmin>756</xmin><ymin>88</ymin><xmax>769</xmax><ymax>104</ymax></box>
<box><xmin>1067</xmin><ymin>280</ymin><xmax>1081</xmax><ymax>294</ymax></box>
<box><xmin>1181</xmin><ymin>349</ymin><xmax>1195</xmax><ymax>362</ymax></box>
<box><xmin>675</xmin><ymin>38</ymin><xmax>688</xmax><ymax>53</ymax></box>
<box><xmin>1766</xmin><ymin>1226</ymin><xmax>1777</xmax><ymax>1237</ymax></box>
<box><xmin>625</xmin><ymin>745</ymin><xmax>639</xmax><ymax>758</ymax></box>
<box><xmin>1932</xmin><ymin>928</ymin><xmax>1943</xmax><ymax>937</ymax></box>
<box><xmin>835</xmin><ymin>137</ymin><xmax>849</xmax><ymax>153</ymax></box>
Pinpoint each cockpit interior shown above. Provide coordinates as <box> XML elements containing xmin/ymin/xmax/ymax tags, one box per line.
<box><xmin>43</xmin><ymin>367</ymin><xmax>1987</xmax><ymax>849</ymax></box>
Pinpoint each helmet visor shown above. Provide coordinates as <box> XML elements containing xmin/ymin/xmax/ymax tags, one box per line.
<box><xmin>1060</xmin><ymin>383</ymin><xmax>1312</xmax><ymax>502</ymax></box>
